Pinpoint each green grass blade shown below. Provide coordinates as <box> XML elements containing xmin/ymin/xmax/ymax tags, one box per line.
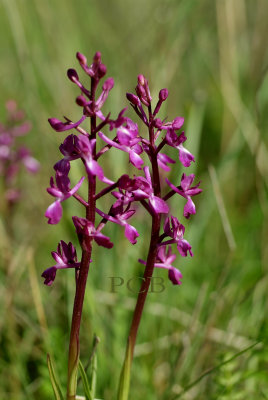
<box><xmin>47</xmin><ymin>354</ymin><xmax>64</xmax><ymax>400</ymax></box>
<box><xmin>78</xmin><ymin>359</ymin><xmax>92</xmax><ymax>400</ymax></box>
<box><xmin>117</xmin><ymin>338</ymin><xmax>132</xmax><ymax>400</ymax></box>
<box><xmin>171</xmin><ymin>341</ymin><xmax>261</xmax><ymax>399</ymax></box>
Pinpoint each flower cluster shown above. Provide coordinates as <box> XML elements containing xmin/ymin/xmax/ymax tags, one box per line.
<box><xmin>42</xmin><ymin>51</ymin><xmax>202</xmax><ymax>288</ymax></box>
<box><xmin>42</xmin><ymin>52</ymin><xmax>203</xmax><ymax>400</ymax></box>
<box><xmin>0</xmin><ymin>100</ymin><xmax>39</xmax><ymax>204</ymax></box>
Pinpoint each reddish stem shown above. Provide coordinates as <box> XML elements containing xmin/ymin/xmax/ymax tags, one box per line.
<box><xmin>127</xmin><ymin>105</ymin><xmax>162</xmax><ymax>359</ymax></box>
<box><xmin>67</xmin><ymin>79</ymin><xmax>97</xmax><ymax>400</ymax></box>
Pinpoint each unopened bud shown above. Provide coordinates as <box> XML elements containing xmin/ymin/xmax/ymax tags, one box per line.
<box><xmin>137</xmin><ymin>74</ymin><xmax>145</xmax><ymax>86</ymax></box>
<box><xmin>126</xmin><ymin>93</ymin><xmax>141</xmax><ymax>106</ymax></box>
<box><xmin>103</xmin><ymin>77</ymin><xmax>114</xmax><ymax>91</ymax></box>
<box><xmin>154</xmin><ymin>118</ymin><xmax>162</xmax><ymax>129</ymax></box>
<box><xmin>98</xmin><ymin>63</ymin><xmax>107</xmax><ymax>79</ymax></box>
<box><xmin>93</xmin><ymin>51</ymin><xmax>101</xmax><ymax>64</ymax></box>
<box><xmin>67</xmin><ymin>69</ymin><xmax>79</xmax><ymax>83</ymax></box>
<box><xmin>76</xmin><ymin>52</ymin><xmax>87</xmax><ymax>65</ymax></box>
<box><xmin>76</xmin><ymin>95</ymin><xmax>87</xmax><ymax>106</ymax></box>
<box><xmin>159</xmin><ymin>88</ymin><xmax>169</xmax><ymax>101</ymax></box>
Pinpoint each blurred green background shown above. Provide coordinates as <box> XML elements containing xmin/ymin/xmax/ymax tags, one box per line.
<box><xmin>0</xmin><ymin>0</ymin><xmax>268</xmax><ymax>399</ymax></box>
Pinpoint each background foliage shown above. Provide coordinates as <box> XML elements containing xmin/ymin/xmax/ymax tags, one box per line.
<box><xmin>0</xmin><ymin>0</ymin><xmax>267</xmax><ymax>399</ymax></box>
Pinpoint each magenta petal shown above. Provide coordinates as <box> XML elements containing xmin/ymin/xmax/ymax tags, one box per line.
<box><xmin>98</xmin><ymin>132</ymin><xmax>123</xmax><ymax>151</ymax></box>
<box><xmin>96</xmin><ymin>110</ymin><xmax>105</xmax><ymax>121</ymax></box>
<box><xmin>187</xmin><ymin>186</ymin><xmax>202</xmax><ymax>196</ymax></box>
<box><xmin>101</xmin><ymin>176</ymin><xmax>115</xmax><ymax>185</ymax></box>
<box><xmin>150</xmin><ymin>196</ymin><xmax>169</xmax><ymax>214</ymax></box>
<box><xmin>157</xmin><ymin>152</ymin><xmax>176</xmax><ymax>172</ymax></box>
<box><xmin>143</xmin><ymin>166</ymin><xmax>152</xmax><ymax>186</ymax></box>
<box><xmin>168</xmin><ymin>267</ymin><xmax>183</xmax><ymax>285</ymax></box>
<box><xmin>117</xmin><ymin>127</ymin><xmax>133</xmax><ymax>146</ymax></box>
<box><xmin>48</xmin><ymin>115</ymin><xmax>86</xmax><ymax>132</ymax></box>
<box><xmin>94</xmin><ymin>232</ymin><xmax>114</xmax><ymax>248</ymax></box>
<box><xmin>129</xmin><ymin>150</ymin><xmax>144</xmax><ymax>169</ymax></box>
<box><xmin>177</xmin><ymin>132</ymin><xmax>187</xmax><ymax>145</ymax></box>
<box><xmin>69</xmin><ymin>176</ymin><xmax>85</xmax><ymax>196</ymax></box>
<box><xmin>85</xmin><ymin>159</ymin><xmax>104</xmax><ymax>179</ymax></box>
<box><xmin>22</xmin><ymin>156</ymin><xmax>40</xmax><ymax>173</ymax></box>
<box><xmin>181</xmin><ymin>173</ymin><xmax>195</xmax><ymax>190</ymax></box>
<box><xmin>54</xmin><ymin>159</ymin><xmax>71</xmax><ymax>175</ymax></box>
<box><xmin>41</xmin><ymin>266</ymin><xmax>57</xmax><ymax>286</ymax></box>
<box><xmin>132</xmin><ymin>143</ymin><xmax>143</xmax><ymax>155</ymax></box>
<box><xmin>178</xmin><ymin>145</ymin><xmax>195</xmax><ymax>167</ymax></box>
<box><xmin>124</xmin><ymin>223</ymin><xmax>139</xmax><ymax>244</ymax></box>
<box><xmin>51</xmin><ymin>251</ymin><xmax>63</xmax><ymax>264</ymax></box>
<box><xmin>177</xmin><ymin>239</ymin><xmax>193</xmax><ymax>257</ymax></box>
<box><xmin>45</xmin><ymin>200</ymin><xmax>63</xmax><ymax>224</ymax></box>
<box><xmin>120</xmin><ymin>209</ymin><xmax>135</xmax><ymax>220</ymax></box>
<box><xmin>172</xmin><ymin>117</ymin><xmax>184</xmax><ymax>130</ymax></box>
<box><xmin>47</xmin><ymin>187</ymin><xmax>62</xmax><ymax>198</ymax></box>
<box><xmin>165</xmin><ymin>178</ymin><xmax>184</xmax><ymax>197</ymax></box>
<box><xmin>163</xmin><ymin>217</ymin><xmax>172</xmax><ymax>236</ymax></box>
<box><xmin>184</xmin><ymin>198</ymin><xmax>196</xmax><ymax>218</ymax></box>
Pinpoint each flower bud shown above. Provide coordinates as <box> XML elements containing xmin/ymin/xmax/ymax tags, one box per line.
<box><xmin>48</xmin><ymin>118</ymin><xmax>66</xmax><ymax>132</ymax></box>
<box><xmin>76</xmin><ymin>95</ymin><xmax>87</xmax><ymax>107</ymax></box>
<box><xmin>126</xmin><ymin>93</ymin><xmax>141</xmax><ymax>106</ymax></box>
<box><xmin>93</xmin><ymin>51</ymin><xmax>101</xmax><ymax>64</ymax></box>
<box><xmin>136</xmin><ymin>75</ymin><xmax>151</xmax><ymax>106</ymax></box>
<box><xmin>154</xmin><ymin>118</ymin><xmax>162</xmax><ymax>129</ymax></box>
<box><xmin>67</xmin><ymin>69</ymin><xmax>79</xmax><ymax>83</ymax></box>
<box><xmin>98</xmin><ymin>63</ymin><xmax>107</xmax><ymax>79</ymax></box>
<box><xmin>159</xmin><ymin>88</ymin><xmax>169</xmax><ymax>101</ymax></box>
<box><xmin>103</xmin><ymin>77</ymin><xmax>114</xmax><ymax>91</ymax></box>
<box><xmin>138</xmin><ymin>74</ymin><xmax>145</xmax><ymax>85</ymax></box>
<box><xmin>76</xmin><ymin>52</ymin><xmax>87</xmax><ymax>66</ymax></box>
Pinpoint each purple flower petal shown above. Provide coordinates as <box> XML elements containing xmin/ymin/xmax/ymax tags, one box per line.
<box><xmin>184</xmin><ymin>198</ymin><xmax>196</xmax><ymax>219</ymax></box>
<box><xmin>165</xmin><ymin>130</ymin><xmax>195</xmax><ymax>167</ymax></box>
<box><xmin>117</xmin><ymin>126</ymin><xmax>134</xmax><ymax>146</ymax></box>
<box><xmin>177</xmin><ymin>239</ymin><xmax>193</xmax><ymax>257</ymax></box>
<box><xmin>166</xmin><ymin>175</ymin><xmax>202</xmax><ymax>219</ymax></box>
<box><xmin>129</xmin><ymin>150</ymin><xmax>144</xmax><ymax>169</ymax></box>
<box><xmin>168</xmin><ymin>267</ymin><xmax>183</xmax><ymax>285</ymax></box>
<box><xmin>180</xmin><ymin>173</ymin><xmax>195</xmax><ymax>190</ymax></box>
<box><xmin>85</xmin><ymin>158</ymin><xmax>104</xmax><ymax>179</ymax></box>
<box><xmin>42</xmin><ymin>267</ymin><xmax>57</xmax><ymax>286</ymax></box>
<box><xmin>94</xmin><ymin>232</ymin><xmax>114</xmax><ymax>248</ymax></box>
<box><xmin>172</xmin><ymin>117</ymin><xmax>184</xmax><ymax>130</ymax></box>
<box><xmin>149</xmin><ymin>195</ymin><xmax>169</xmax><ymax>214</ymax></box>
<box><xmin>48</xmin><ymin>115</ymin><xmax>86</xmax><ymax>132</ymax></box>
<box><xmin>98</xmin><ymin>131</ymin><xmax>123</xmax><ymax>151</ymax></box>
<box><xmin>157</xmin><ymin>152</ymin><xmax>175</xmax><ymax>172</ymax></box>
<box><xmin>42</xmin><ymin>241</ymin><xmax>79</xmax><ymax>285</ymax></box>
<box><xmin>124</xmin><ymin>223</ymin><xmax>139</xmax><ymax>244</ymax></box>
<box><xmin>178</xmin><ymin>145</ymin><xmax>195</xmax><ymax>167</ymax></box>
<box><xmin>45</xmin><ymin>200</ymin><xmax>63</xmax><ymax>224</ymax></box>
<box><xmin>68</xmin><ymin>176</ymin><xmax>85</xmax><ymax>196</ymax></box>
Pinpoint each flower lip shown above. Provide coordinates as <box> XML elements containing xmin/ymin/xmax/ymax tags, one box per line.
<box><xmin>41</xmin><ymin>241</ymin><xmax>80</xmax><ymax>286</ymax></box>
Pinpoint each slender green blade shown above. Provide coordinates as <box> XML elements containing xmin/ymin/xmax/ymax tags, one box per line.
<box><xmin>47</xmin><ymin>354</ymin><xmax>64</xmax><ymax>400</ymax></box>
<box><xmin>117</xmin><ymin>339</ymin><xmax>132</xmax><ymax>400</ymax></box>
<box><xmin>88</xmin><ymin>336</ymin><xmax>98</xmax><ymax>399</ymax></box>
<box><xmin>78</xmin><ymin>359</ymin><xmax>92</xmax><ymax>400</ymax></box>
